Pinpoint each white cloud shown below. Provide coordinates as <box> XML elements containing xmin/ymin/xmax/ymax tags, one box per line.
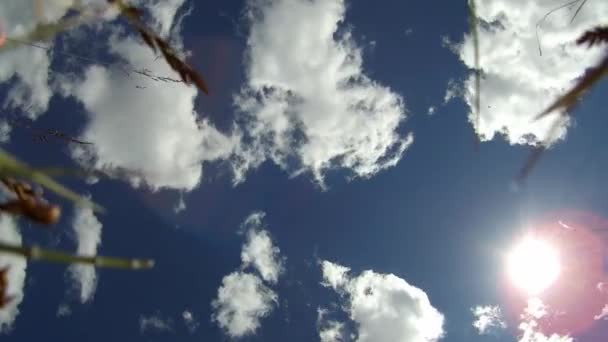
<box><xmin>211</xmin><ymin>212</ymin><xmax>284</xmax><ymax>338</ymax></box>
<box><xmin>139</xmin><ymin>313</ymin><xmax>174</xmax><ymax>333</ymax></box>
<box><xmin>448</xmin><ymin>0</ymin><xmax>608</xmax><ymax>145</ymax></box>
<box><xmin>471</xmin><ymin>305</ymin><xmax>506</xmax><ymax>335</ymax></box>
<box><xmin>427</xmin><ymin>106</ymin><xmax>436</xmax><ymax>116</ymax></box>
<box><xmin>320</xmin><ymin>260</ymin><xmax>350</xmax><ymax>289</ymax></box>
<box><xmin>518</xmin><ymin>298</ymin><xmax>572</xmax><ymax>342</ymax></box>
<box><xmin>241</xmin><ymin>219</ymin><xmax>284</xmax><ymax>284</ymax></box>
<box><xmin>211</xmin><ymin>271</ymin><xmax>277</xmax><ymax>338</ymax></box>
<box><xmin>1</xmin><ymin>1</ymin><xmax>240</xmax><ymax>191</ymax></box>
<box><xmin>321</xmin><ymin>261</ymin><xmax>445</xmax><ymax>342</ymax></box>
<box><xmin>233</xmin><ymin>0</ymin><xmax>412</xmax><ymax>187</ymax></box>
<box><xmin>0</xmin><ymin>215</ymin><xmax>27</xmax><ymax>333</ymax></box>
<box><xmin>66</xmin><ymin>205</ymin><xmax>102</xmax><ymax>303</ymax></box>
<box><xmin>65</xmin><ymin>34</ymin><xmax>238</xmax><ymax>191</ymax></box>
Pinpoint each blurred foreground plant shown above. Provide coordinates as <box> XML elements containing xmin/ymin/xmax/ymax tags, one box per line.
<box><xmin>0</xmin><ymin>149</ymin><xmax>154</xmax><ymax>308</ymax></box>
<box><xmin>0</xmin><ymin>242</ymin><xmax>154</xmax><ymax>270</ymax></box>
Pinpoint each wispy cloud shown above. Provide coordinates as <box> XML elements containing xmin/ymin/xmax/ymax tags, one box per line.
<box><xmin>139</xmin><ymin>313</ymin><xmax>174</xmax><ymax>334</ymax></box>
<box><xmin>182</xmin><ymin>310</ymin><xmax>199</xmax><ymax>333</ymax></box>
<box><xmin>471</xmin><ymin>305</ymin><xmax>506</xmax><ymax>335</ymax></box>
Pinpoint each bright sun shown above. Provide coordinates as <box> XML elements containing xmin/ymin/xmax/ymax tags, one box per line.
<box><xmin>507</xmin><ymin>236</ymin><xmax>561</xmax><ymax>296</ymax></box>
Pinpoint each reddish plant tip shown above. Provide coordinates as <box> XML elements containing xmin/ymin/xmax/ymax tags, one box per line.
<box><xmin>30</xmin><ymin>204</ymin><xmax>61</xmax><ymax>225</ymax></box>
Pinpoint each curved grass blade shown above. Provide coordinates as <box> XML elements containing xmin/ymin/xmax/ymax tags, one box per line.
<box><xmin>0</xmin><ymin>149</ymin><xmax>104</xmax><ymax>213</ymax></box>
<box><xmin>0</xmin><ymin>241</ymin><xmax>154</xmax><ymax>270</ymax></box>
<box><xmin>535</xmin><ymin>0</ymin><xmax>582</xmax><ymax>56</ymax></box>
<box><xmin>570</xmin><ymin>0</ymin><xmax>589</xmax><ymax>23</ymax></box>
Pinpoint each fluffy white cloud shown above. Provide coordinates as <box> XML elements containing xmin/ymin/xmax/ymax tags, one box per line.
<box><xmin>211</xmin><ymin>272</ymin><xmax>277</xmax><ymax>338</ymax></box>
<box><xmin>1</xmin><ymin>0</ymin><xmax>238</xmax><ymax>191</ymax></box>
<box><xmin>0</xmin><ymin>215</ymin><xmax>26</xmax><ymax>333</ymax></box>
<box><xmin>211</xmin><ymin>212</ymin><xmax>284</xmax><ymax>338</ymax></box>
<box><xmin>139</xmin><ymin>313</ymin><xmax>173</xmax><ymax>333</ymax></box>
<box><xmin>66</xmin><ymin>205</ymin><xmax>102</xmax><ymax>303</ymax></box>
<box><xmin>65</xmin><ymin>33</ymin><xmax>238</xmax><ymax>191</ymax></box>
<box><xmin>471</xmin><ymin>305</ymin><xmax>506</xmax><ymax>335</ymax></box>
<box><xmin>233</xmin><ymin>0</ymin><xmax>412</xmax><ymax>186</ymax></box>
<box><xmin>448</xmin><ymin>0</ymin><xmax>608</xmax><ymax>145</ymax></box>
<box><xmin>240</xmin><ymin>214</ymin><xmax>284</xmax><ymax>283</ymax></box>
<box><xmin>321</xmin><ymin>261</ymin><xmax>444</xmax><ymax>342</ymax></box>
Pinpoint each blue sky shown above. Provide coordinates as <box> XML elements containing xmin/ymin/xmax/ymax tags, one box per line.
<box><xmin>0</xmin><ymin>0</ymin><xmax>608</xmax><ymax>341</ymax></box>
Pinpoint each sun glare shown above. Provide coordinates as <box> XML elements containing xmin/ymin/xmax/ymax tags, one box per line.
<box><xmin>507</xmin><ymin>236</ymin><xmax>561</xmax><ymax>296</ymax></box>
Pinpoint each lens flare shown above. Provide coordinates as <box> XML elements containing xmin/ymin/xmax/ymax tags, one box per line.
<box><xmin>507</xmin><ymin>236</ymin><xmax>561</xmax><ymax>296</ymax></box>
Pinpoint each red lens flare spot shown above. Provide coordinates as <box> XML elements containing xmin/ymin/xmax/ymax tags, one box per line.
<box><xmin>501</xmin><ymin>211</ymin><xmax>608</xmax><ymax>337</ymax></box>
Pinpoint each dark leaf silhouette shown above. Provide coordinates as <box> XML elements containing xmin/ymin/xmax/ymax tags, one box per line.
<box><xmin>577</xmin><ymin>26</ymin><xmax>608</xmax><ymax>47</ymax></box>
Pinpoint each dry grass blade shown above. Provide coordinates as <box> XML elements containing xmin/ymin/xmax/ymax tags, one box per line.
<box><xmin>0</xmin><ymin>149</ymin><xmax>104</xmax><ymax>213</ymax></box>
<box><xmin>109</xmin><ymin>0</ymin><xmax>210</xmax><ymax>95</ymax></box>
<box><xmin>468</xmin><ymin>0</ymin><xmax>481</xmax><ymax>147</ymax></box>
<box><xmin>577</xmin><ymin>26</ymin><xmax>608</xmax><ymax>47</ymax></box>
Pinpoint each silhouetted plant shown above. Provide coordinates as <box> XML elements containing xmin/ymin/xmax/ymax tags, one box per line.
<box><xmin>108</xmin><ymin>0</ymin><xmax>210</xmax><ymax>94</ymax></box>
